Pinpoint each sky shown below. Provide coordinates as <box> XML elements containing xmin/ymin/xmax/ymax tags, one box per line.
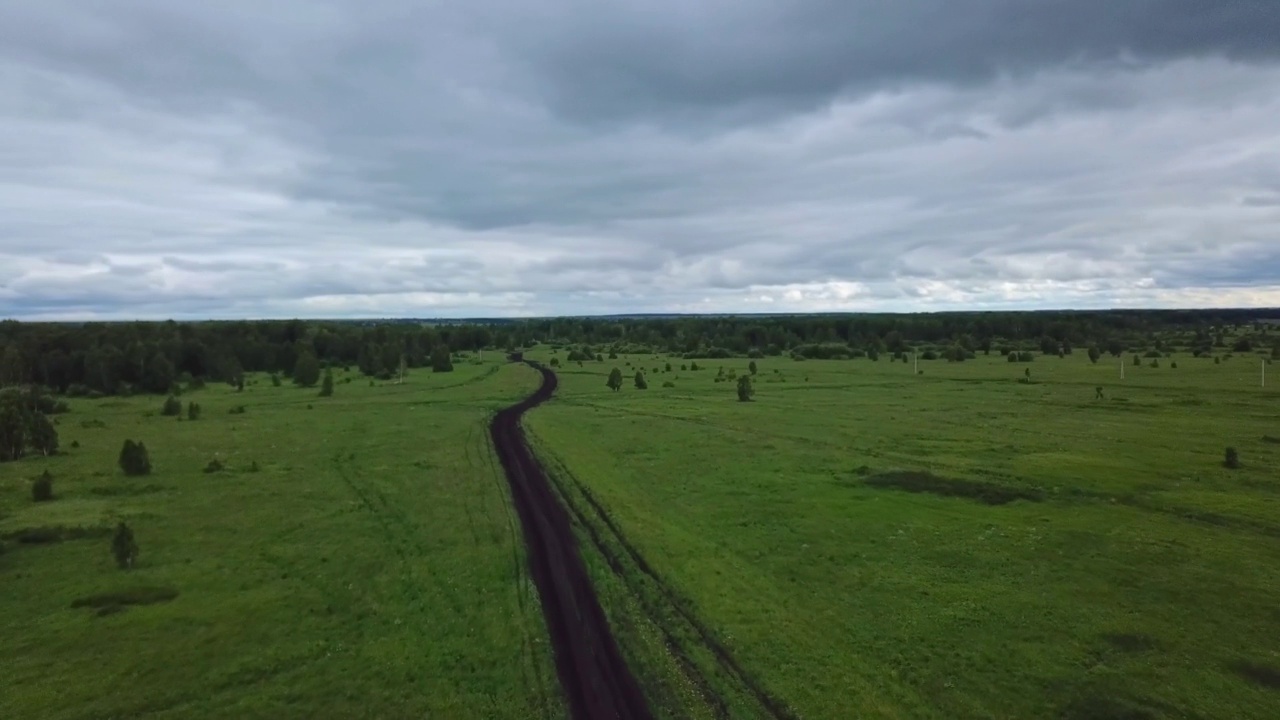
<box><xmin>1</xmin><ymin>1</ymin><xmax>1279</xmax><ymax>320</ymax></box>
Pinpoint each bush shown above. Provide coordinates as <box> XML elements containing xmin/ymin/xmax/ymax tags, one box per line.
<box><xmin>1224</xmin><ymin>447</ymin><xmax>1240</xmax><ymax>469</ymax></box>
<box><xmin>319</xmin><ymin>368</ymin><xmax>334</xmax><ymax>397</ymax></box>
<box><xmin>203</xmin><ymin>458</ymin><xmax>225</xmax><ymax>474</ymax></box>
<box><xmin>1133</xmin><ymin>355</ymin><xmax>1142</xmax><ymax>366</ymax></box>
<box><xmin>690</xmin><ymin>362</ymin><xmax>700</xmax><ymax>371</ymax></box>
<box><xmin>270</xmin><ymin>373</ymin><xmax>282</xmax><ymax>387</ymax></box>
<box><xmin>187</xmin><ymin>402</ymin><xmax>201</xmax><ymax>420</ymax></box>
<box><xmin>634</xmin><ymin>371</ymin><xmax>647</xmax><ymax>390</ymax></box>
<box><xmin>549</xmin><ymin>357</ymin><xmax>560</xmax><ymax>367</ymax></box>
<box><xmin>1214</xmin><ymin>356</ymin><xmax>1221</xmax><ymax>365</ymax></box>
<box><xmin>228</xmin><ymin>405</ymin><xmax>246</xmax><ymax>415</ymax></box>
<box><xmin>1170</xmin><ymin>361</ymin><xmax>1178</xmax><ymax>369</ymax></box>
<box><xmin>111</xmin><ymin>521</ymin><xmax>139</xmax><ymax>570</ymax></box>
<box><xmin>161</xmin><ymin>395</ymin><xmax>182</xmax><ymax>417</ymax></box>
<box><xmin>661</xmin><ymin>380</ymin><xmax>675</xmax><ymax>388</ymax></box>
<box><xmin>1149</xmin><ymin>359</ymin><xmax>1159</xmax><ymax>368</ymax></box>
<box><xmin>118</xmin><ymin>440</ymin><xmax>152</xmax><ymax>476</ymax></box>
<box><xmin>736</xmin><ymin>375</ymin><xmax>754</xmax><ymax>402</ymax></box>
<box><xmin>32</xmin><ymin>470</ymin><xmax>54</xmax><ymax>502</ymax></box>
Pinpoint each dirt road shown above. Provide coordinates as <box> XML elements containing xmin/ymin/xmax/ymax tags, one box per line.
<box><xmin>490</xmin><ymin>362</ymin><xmax>653</xmax><ymax>720</ymax></box>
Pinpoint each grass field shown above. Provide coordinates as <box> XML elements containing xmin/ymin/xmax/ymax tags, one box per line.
<box><xmin>0</xmin><ymin>359</ymin><xmax>562</xmax><ymax>720</ymax></box>
<box><xmin>524</xmin><ymin>350</ymin><xmax>1280</xmax><ymax>719</ymax></box>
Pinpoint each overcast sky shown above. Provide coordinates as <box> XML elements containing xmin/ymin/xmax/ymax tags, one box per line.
<box><xmin>2</xmin><ymin>1</ymin><xmax>1279</xmax><ymax>320</ymax></box>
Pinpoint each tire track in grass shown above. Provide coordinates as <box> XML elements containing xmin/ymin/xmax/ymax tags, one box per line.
<box><xmin>531</xmin><ymin>438</ymin><xmax>796</xmax><ymax>720</ymax></box>
<box><xmin>490</xmin><ymin>361</ymin><xmax>654</xmax><ymax>720</ymax></box>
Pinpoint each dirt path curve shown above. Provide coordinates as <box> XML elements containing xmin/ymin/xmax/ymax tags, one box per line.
<box><xmin>490</xmin><ymin>361</ymin><xmax>654</xmax><ymax>720</ymax></box>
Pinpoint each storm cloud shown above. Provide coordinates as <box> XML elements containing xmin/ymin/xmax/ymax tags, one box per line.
<box><xmin>1</xmin><ymin>1</ymin><xmax>1278</xmax><ymax>319</ymax></box>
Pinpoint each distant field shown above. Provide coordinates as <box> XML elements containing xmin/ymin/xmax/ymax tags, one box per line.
<box><xmin>525</xmin><ymin>350</ymin><xmax>1280</xmax><ymax>719</ymax></box>
<box><xmin>0</xmin><ymin>359</ymin><xmax>561</xmax><ymax>720</ymax></box>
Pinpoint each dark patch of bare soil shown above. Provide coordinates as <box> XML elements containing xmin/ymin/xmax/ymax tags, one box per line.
<box><xmin>4</xmin><ymin>525</ymin><xmax>112</xmax><ymax>544</ymax></box>
<box><xmin>1231</xmin><ymin>660</ymin><xmax>1280</xmax><ymax>689</ymax></box>
<box><xmin>1102</xmin><ymin>633</ymin><xmax>1160</xmax><ymax>653</ymax></box>
<box><xmin>491</xmin><ymin>362</ymin><xmax>653</xmax><ymax>720</ymax></box>
<box><xmin>72</xmin><ymin>586</ymin><xmax>179</xmax><ymax>616</ymax></box>
<box><xmin>865</xmin><ymin>471</ymin><xmax>1043</xmax><ymax>505</ymax></box>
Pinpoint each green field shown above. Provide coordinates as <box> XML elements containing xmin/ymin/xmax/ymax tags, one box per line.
<box><xmin>525</xmin><ymin>351</ymin><xmax>1280</xmax><ymax>719</ymax></box>
<box><xmin>0</xmin><ymin>359</ymin><xmax>562</xmax><ymax>720</ymax></box>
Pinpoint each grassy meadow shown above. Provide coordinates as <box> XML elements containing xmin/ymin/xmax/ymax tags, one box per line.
<box><xmin>0</xmin><ymin>358</ymin><xmax>562</xmax><ymax>720</ymax></box>
<box><xmin>524</xmin><ymin>349</ymin><xmax>1280</xmax><ymax>719</ymax></box>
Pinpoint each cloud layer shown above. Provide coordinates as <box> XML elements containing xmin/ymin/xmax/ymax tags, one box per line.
<box><xmin>2</xmin><ymin>1</ymin><xmax>1279</xmax><ymax>319</ymax></box>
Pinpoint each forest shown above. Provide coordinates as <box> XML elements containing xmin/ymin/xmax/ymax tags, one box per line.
<box><xmin>0</xmin><ymin>309</ymin><xmax>1277</xmax><ymax>396</ymax></box>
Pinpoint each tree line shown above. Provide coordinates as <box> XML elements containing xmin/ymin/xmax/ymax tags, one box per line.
<box><xmin>1</xmin><ymin>309</ymin><xmax>1276</xmax><ymax>396</ymax></box>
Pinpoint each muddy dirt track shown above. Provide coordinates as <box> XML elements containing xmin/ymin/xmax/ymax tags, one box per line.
<box><xmin>490</xmin><ymin>362</ymin><xmax>654</xmax><ymax>720</ymax></box>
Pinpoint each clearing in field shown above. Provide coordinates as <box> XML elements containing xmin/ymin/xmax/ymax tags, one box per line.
<box><xmin>0</xmin><ymin>359</ymin><xmax>562</xmax><ymax>720</ymax></box>
<box><xmin>524</xmin><ymin>350</ymin><xmax>1280</xmax><ymax>719</ymax></box>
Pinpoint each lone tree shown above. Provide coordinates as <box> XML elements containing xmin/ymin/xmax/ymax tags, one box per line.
<box><xmin>32</xmin><ymin>470</ymin><xmax>54</xmax><ymax>502</ymax></box>
<box><xmin>749</xmin><ymin>360</ymin><xmax>758</xmax><ymax>375</ymax></box>
<box><xmin>112</xmin><ymin>521</ymin><xmax>138</xmax><ymax>570</ymax></box>
<box><xmin>737</xmin><ymin>374</ymin><xmax>754</xmax><ymax>402</ymax></box>
<box><xmin>319</xmin><ymin>368</ymin><xmax>334</xmax><ymax>397</ymax></box>
<box><xmin>634</xmin><ymin>371</ymin><xmax>647</xmax><ymax>390</ymax></box>
<box><xmin>431</xmin><ymin>345</ymin><xmax>454</xmax><ymax>373</ymax></box>
<box><xmin>1088</xmin><ymin>346</ymin><xmax>1101</xmax><ymax>364</ymax></box>
<box><xmin>118</xmin><ymin>440</ymin><xmax>152</xmax><ymax>476</ymax></box>
<box><xmin>293</xmin><ymin>351</ymin><xmax>322</xmax><ymax>387</ymax></box>
<box><xmin>606</xmin><ymin>368</ymin><xmax>624</xmax><ymax>392</ymax></box>
<box><xmin>161</xmin><ymin>395</ymin><xmax>182</xmax><ymax>416</ymax></box>
<box><xmin>1225</xmin><ymin>447</ymin><xmax>1241</xmax><ymax>469</ymax></box>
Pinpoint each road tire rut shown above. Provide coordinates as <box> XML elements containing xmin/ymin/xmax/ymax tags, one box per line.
<box><xmin>491</xmin><ymin>361</ymin><xmax>654</xmax><ymax>720</ymax></box>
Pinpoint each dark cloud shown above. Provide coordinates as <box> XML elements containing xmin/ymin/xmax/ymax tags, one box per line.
<box><xmin>0</xmin><ymin>1</ymin><xmax>1278</xmax><ymax>319</ymax></box>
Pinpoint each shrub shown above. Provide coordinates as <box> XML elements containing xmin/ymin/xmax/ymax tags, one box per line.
<box><xmin>1133</xmin><ymin>355</ymin><xmax>1142</xmax><ymax>366</ymax></box>
<box><xmin>228</xmin><ymin>405</ymin><xmax>246</xmax><ymax>415</ymax></box>
<box><xmin>161</xmin><ymin>395</ymin><xmax>182</xmax><ymax>417</ymax></box>
<box><xmin>681</xmin><ymin>364</ymin><xmax>688</xmax><ymax>371</ymax></box>
<box><xmin>1088</xmin><ymin>346</ymin><xmax>1101</xmax><ymax>364</ymax></box>
<box><xmin>111</xmin><ymin>521</ymin><xmax>139</xmax><ymax>570</ymax></box>
<box><xmin>319</xmin><ymin>368</ymin><xmax>334</xmax><ymax>397</ymax></box>
<box><xmin>70</xmin><ymin>440</ymin><xmax>80</xmax><ymax>449</ymax></box>
<box><xmin>1170</xmin><ymin>361</ymin><xmax>1178</xmax><ymax>369</ymax></box>
<box><xmin>1018</xmin><ymin>351</ymin><xmax>1035</xmax><ymax>362</ymax></box>
<box><xmin>270</xmin><ymin>373</ymin><xmax>282</xmax><ymax>387</ymax></box>
<box><xmin>549</xmin><ymin>357</ymin><xmax>560</xmax><ymax>367</ymax></box>
<box><xmin>203</xmin><ymin>458</ymin><xmax>225</xmax><ymax>474</ymax></box>
<box><xmin>1149</xmin><ymin>359</ymin><xmax>1159</xmax><ymax>368</ymax></box>
<box><xmin>32</xmin><ymin>470</ymin><xmax>54</xmax><ymax>502</ymax></box>
<box><xmin>596</xmin><ymin>354</ymin><xmax>604</xmax><ymax>362</ymax></box>
<box><xmin>1007</xmin><ymin>353</ymin><xmax>1018</xmax><ymax>363</ymax></box>
<box><xmin>187</xmin><ymin>402</ymin><xmax>201</xmax><ymax>420</ymax></box>
<box><xmin>248</xmin><ymin>460</ymin><xmax>261</xmax><ymax>472</ymax></box>
<box><xmin>608</xmin><ymin>352</ymin><xmax>618</xmax><ymax>359</ymax></box>
<box><xmin>118</xmin><ymin>440</ymin><xmax>152</xmax><ymax>476</ymax></box>
<box><xmin>1214</xmin><ymin>356</ymin><xmax>1221</xmax><ymax>365</ymax></box>
<box><xmin>736</xmin><ymin>375</ymin><xmax>754</xmax><ymax>402</ymax></box>
<box><xmin>690</xmin><ymin>362</ymin><xmax>700</xmax><ymax>371</ymax></box>
<box><xmin>666</xmin><ymin>362</ymin><xmax>673</xmax><ymax>372</ymax></box>
<box><xmin>1225</xmin><ymin>447</ymin><xmax>1240</xmax><ymax>469</ymax></box>
<box><xmin>634</xmin><ymin>371</ymin><xmax>647</xmax><ymax>390</ymax></box>
<box><xmin>748</xmin><ymin>361</ymin><xmax>757</xmax><ymax>375</ymax></box>
<box><xmin>661</xmin><ymin>380</ymin><xmax>675</xmax><ymax>388</ymax></box>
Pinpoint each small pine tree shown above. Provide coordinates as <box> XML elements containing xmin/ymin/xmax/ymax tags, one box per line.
<box><xmin>749</xmin><ymin>360</ymin><xmax>758</xmax><ymax>375</ymax></box>
<box><xmin>665</xmin><ymin>362</ymin><xmax>672</xmax><ymax>372</ymax></box>
<box><xmin>118</xmin><ymin>440</ymin><xmax>152</xmax><ymax>476</ymax></box>
<box><xmin>270</xmin><ymin>373</ymin><xmax>282</xmax><ymax>387</ymax></box>
<box><xmin>1088</xmin><ymin>346</ymin><xmax>1101</xmax><ymax>364</ymax></box>
<box><xmin>112</xmin><ymin>521</ymin><xmax>138</xmax><ymax>570</ymax></box>
<box><xmin>1133</xmin><ymin>355</ymin><xmax>1141</xmax><ymax>366</ymax></box>
<box><xmin>32</xmin><ymin>470</ymin><xmax>53</xmax><ymax>502</ymax></box>
<box><xmin>634</xmin><ymin>371</ymin><xmax>647</xmax><ymax>390</ymax></box>
<box><xmin>736</xmin><ymin>375</ymin><xmax>754</xmax><ymax>402</ymax></box>
<box><xmin>187</xmin><ymin>401</ymin><xmax>201</xmax><ymax>420</ymax></box>
<box><xmin>606</xmin><ymin>368</ymin><xmax>623</xmax><ymax>392</ymax></box>
<box><xmin>690</xmin><ymin>362</ymin><xmax>700</xmax><ymax>371</ymax></box>
<box><xmin>319</xmin><ymin>368</ymin><xmax>334</xmax><ymax>397</ymax></box>
<box><xmin>1224</xmin><ymin>447</ymin><xmax>1240</xmax><ymax>469</ymax></box>
<box><xmin>161</xmin><ymin>395</ymin><xmax>182</xmax><ymax>416</ymax></box>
